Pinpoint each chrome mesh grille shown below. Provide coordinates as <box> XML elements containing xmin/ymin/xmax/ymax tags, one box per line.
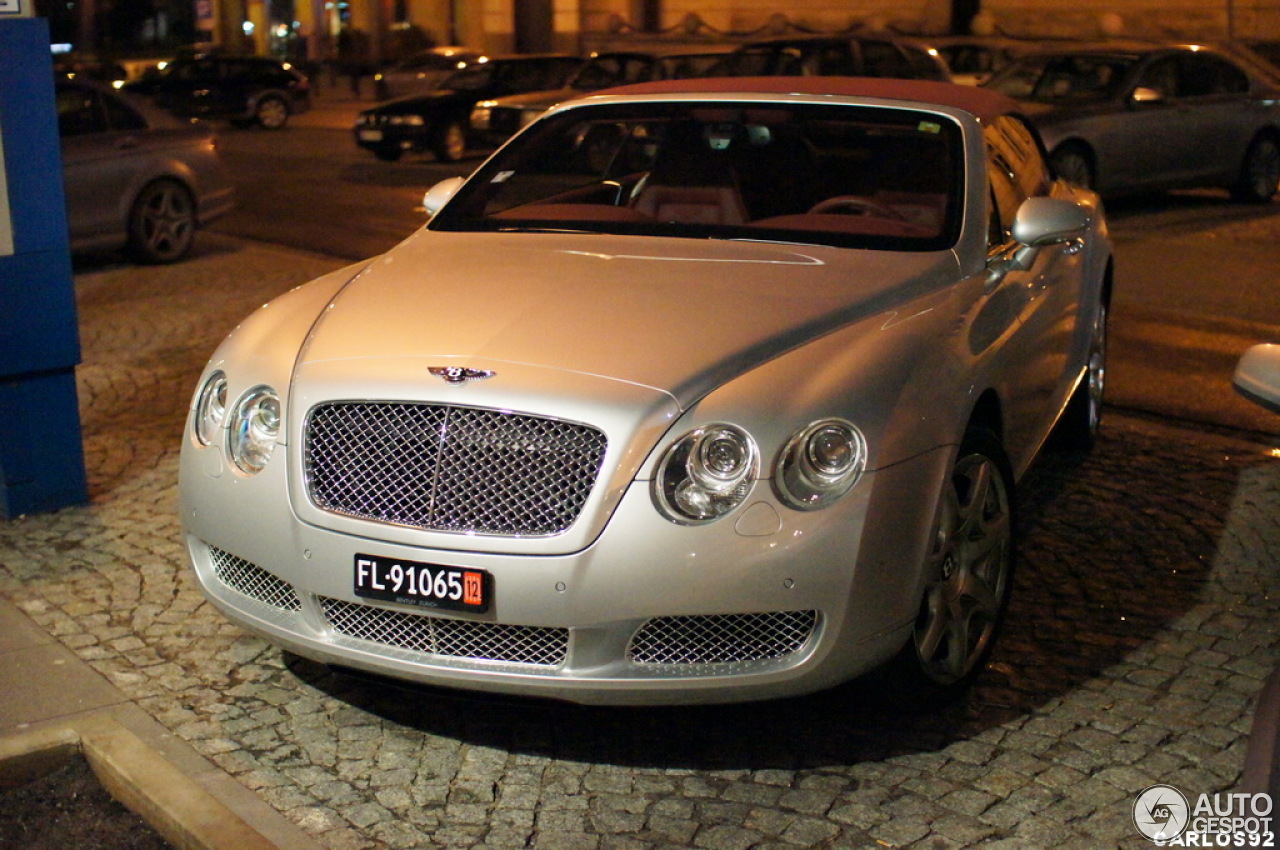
<box><xmin>627</xmin><ymin>611</ymin><xmax>819</xmax><ymax>665</ymax></box>
<box><xmin>305</xmin><ymin>402</ymin><xmax>607</xmax><ymax>536</ymax></box>
<box><xmin>320</xmin><ymin>597</ymin><xmax>568</xmax><ymax>667</ymax></box>
<box><xmin>210</xmin><ymin>547</ymin><xmax>302</xmax><ymax>612</ymax></box>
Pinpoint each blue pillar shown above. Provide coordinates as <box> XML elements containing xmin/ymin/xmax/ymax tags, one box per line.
<box><xmin>0</xmin><ymin>17</ymin><xmax>88</xmax><ymax>517</ymax></box>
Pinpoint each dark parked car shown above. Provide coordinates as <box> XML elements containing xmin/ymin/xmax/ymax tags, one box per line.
<box><xmin>354</xmin><ymin>54</ymin><xmax>582</xmax><ymax>161</ymax></box>
<box><xmin>470</xmin><ymin>46</ymin><xmax>736</xmax><ymax>145</ymax></box>
<box><xmin>124</xmin><ymin>54</ymin><xmax>311</xmax><ymax>129</ymax></box>
<box><xmin>985</xmin><ymin>41</ymin><xmax>1280</xmax><ymax>200</ymax></box>
<box><xmin>708</xmin><ymin>34</ymin><xmax>952</xmax><ymax>82</ymax></box>
<box><xmin>56</xmin><ymin>78</ymin><xmax>235</xmax><ymax>263</ymax></box>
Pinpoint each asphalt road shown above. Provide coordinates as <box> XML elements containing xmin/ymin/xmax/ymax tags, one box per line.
<box><xmin>209</xmin><ymin>117</ymin><xmax>1280</xmax><ymax>437</ymax></box>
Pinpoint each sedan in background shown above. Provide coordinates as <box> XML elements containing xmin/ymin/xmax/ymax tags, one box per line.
<box><xmin>124</xmin><ymin>54</ymin><xmax>311</xmax><ymax>129</ymax></box>
<box><xmin>932</xmin><ymin>35</ymin><xmax>1038</xmax><ymax>85</ymax></box>
<box><xmin>985</xmin><ymin>41</ymin><xmax>1280</xmax><ymax>200</ymax></box>
<box><xmin>183</xmin><ymin>77</ymin><xmax>1112</xmax><ymax>707</ymax></box>
<box><xmin>708</xmin><ymin>34</ymin><xmax>952</xmax><ymax>81</ymax></box>
<box><xmin>373</xmin><ymin>46</ymin><xmax>487</xmax><ymax>100</ymax></box>
<box><xmin>470</xmin><ymin>46</ymin><xmax>736</xmax><ymax>145</ymax></box>
<box><xmin>354</xmin><ymin>54</ymin><xmax>582</xmax><ymax>161</ymax></box>
<box><xmin>57</xmin><ymin>78</ymin><xmax>234</xmax><ymax>263</ymax></box>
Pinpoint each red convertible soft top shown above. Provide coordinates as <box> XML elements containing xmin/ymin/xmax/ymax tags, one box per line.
<box><xmin>589</xmin><ymin>76</ymin><xmax>1020</xmax><ymax>123</ymax></box>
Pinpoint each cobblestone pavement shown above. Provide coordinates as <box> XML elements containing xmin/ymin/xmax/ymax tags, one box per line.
<box><xmin>1</xmin><ymin>232</ymin><xmax>1278</xmax><ymax>849</ymax></box>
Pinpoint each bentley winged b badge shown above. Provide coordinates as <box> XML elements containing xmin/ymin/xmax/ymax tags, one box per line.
<box><xmin>429</xmin><ymin>366</ymin><xmax>496</xmax><ymax>385</ymax></box>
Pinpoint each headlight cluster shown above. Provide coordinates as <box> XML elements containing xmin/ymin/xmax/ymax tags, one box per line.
<box><xmin>774</xmin><ymin>419</ymin><xmax>866</xmax><ymax>511</ymax></box>
<box><xmin>191</xmin><ymin>373</ymin><xmax>281</xmax><ymax>475</ymax></box>
<box><xmin>387</xmin><ymin>114</ymin><xmax>425</xmax><ymax>126</ymax></box>
<box><xmin>654</xmin><ymin>419</ymin><xmax>866</xmax><ymax>524</ymax></box>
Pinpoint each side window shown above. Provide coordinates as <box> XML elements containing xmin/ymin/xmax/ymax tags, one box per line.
<box><xmin>1178</xmin><ymin>54</ymin><xmax>1249</xmax><ymax>97</ymax></box>
<box><xmin>101</xmin><ymin>93</ymin><xmax>147</xmax><ymax>132</ymax></box>
<box><xmin>860</xmin><ymin>41</ymin><xmax>912</xmax><ymax>78</ymax></box>
<box><xmin>1136</xmin><ymin>56</ymin><xmax>1178</xmax><ymax>99</ymax></box>
<box><xmin>810</xmin><ymin>44</ymin><xmax>856</xmax><ymax>76</ymax></box>
<box><xmin>56</xmin><ymin>86</ymin><xmax>105</xmax><ymax>136</ymax></box>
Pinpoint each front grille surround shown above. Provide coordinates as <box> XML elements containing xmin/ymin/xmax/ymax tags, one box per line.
<box><xmin>304</xmin><ymin>402</ymin><xmax>608</xmax><ymax>537</ymax></box>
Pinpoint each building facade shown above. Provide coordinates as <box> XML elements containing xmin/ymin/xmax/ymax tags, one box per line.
<box><xmin>210</xmin><ymin>0</ymin><xmax>1280</xmax><ymax>67</ymax></box>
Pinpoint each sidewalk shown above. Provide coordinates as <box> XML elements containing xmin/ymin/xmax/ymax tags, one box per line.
<box><xmin>0</xmin><ymin>235</ymin><xmax>349</xmax><ymax>849</ymax></box>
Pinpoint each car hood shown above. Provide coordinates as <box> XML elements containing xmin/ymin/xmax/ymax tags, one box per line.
<box><xmin>363</xmin><ymin>89</ymin><xmax>467</xmax><ymax>114</ymax></box>
<box><xmin>487</xmin><ymin>87</ymin><xmax>578</xmax><ymax>110</ymax></box>
<box><xmin>297</xmin><ymin>230</ymin><xmax>957</xmax><ymax>410</ymax></box>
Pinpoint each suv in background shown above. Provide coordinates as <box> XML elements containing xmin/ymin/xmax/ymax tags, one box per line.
<box><xmin>125</xmin><ymin>54</ymin><xmax>311</xmax><ymax>129</ymax></box>
<box><xmin>709</xmin><ymin>34</ymin><xmax>952</xmax><ymax>81</ymax></box>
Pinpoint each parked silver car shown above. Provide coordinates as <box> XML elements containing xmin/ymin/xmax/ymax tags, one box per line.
<box><xmin>181</xmin><ymin>77</ymin><xmax>1112</xmax><ymax>706</ymax></box>
<box><xmin>985</xmin><ymin>41</ymin><xmax>1280</xmax><ymax>200</ymax></box>
<box><xmin>57</xmin><ymin>78</ymin><xmax>235</xmax><ymax>263</ymax></box>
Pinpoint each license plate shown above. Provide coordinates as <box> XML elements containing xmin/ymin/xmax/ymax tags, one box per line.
<box><xmin>354</xmin><ymin>554</ymin><xmax>490</xmax><ymax>613</ymax></box>
<box><xmin>358</xmin><ymin>129</ymin><xmax>383</xmax><ymax>141</ymax></box>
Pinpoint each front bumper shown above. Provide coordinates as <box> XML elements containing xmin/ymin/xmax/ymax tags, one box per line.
<box><xmin>181</xmin><ymin>442</ymin><xmax>949</xmax><ymax>706</ymax></box>
<box><xmin>353</xmin><ymin>123</ymin><xmax>430</xmax><ymax>154</ymax></box>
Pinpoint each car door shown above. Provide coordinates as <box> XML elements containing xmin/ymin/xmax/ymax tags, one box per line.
<box><xmin>156</xmin><ymin>57</ymin><xmax>219</xmax><ymax>115</ymax></box>
<box><xmin>981</xmin><ymin>116</ymin><xmax>1084</xmax><ymax>459</ymax></box>
<box><xmin>1166</xmin><ymin>52</ymin><xmax>1258</xmax><ymax>185</ymax></box>
<box><xmin>1102</xmin><ymin>53</ymin><xmax>1201</xmax><ymax>192</ymax></box>
<box><xmin>58</xmin><ymin>83</ymin><xmax>148</xmax><ymax>244</ymax></box>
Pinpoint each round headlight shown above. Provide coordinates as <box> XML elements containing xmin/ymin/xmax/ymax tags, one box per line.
<box><xmin>775</xmin><ymin>419</ymin><xmax>866</xmax><ymax>511</ymax></box>
<box><xmin>654</xmin><ymin>424</ymin><xmax>756</xmax><ymax>524</ymax></box>
<box><xmin>192</xmin><ymin>371</ymin><xmax>227</xmax><ymax>447</ymax></box>
<box><xmin>228</xmin><ymin>386</ymin><xmax>281</xmax><ymax>474</ymax></box>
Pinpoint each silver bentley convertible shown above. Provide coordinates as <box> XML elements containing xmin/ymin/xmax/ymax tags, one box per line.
<box><xmin>180</xmin><ymin>77</ymin><xmax>1112</xmax><ymax>706</ymax></box>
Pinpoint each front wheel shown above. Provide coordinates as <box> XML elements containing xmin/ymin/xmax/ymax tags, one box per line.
<box><xmin>255</xmin><ymin>95</ymin><xmax>289</xmax><ymax>130</ymax></box>
<box><xmin>1231</xmin><ymin>136</ymin><xmax>1280</xmax><ymax>203</ymax></box>
<box><xmin>1053</xmin><ymin>298</ymin><xmax>1108</xmax><ymax>451</ymax></box>
<box><xmin>888</xmin><ymin>426</ymin><xmax>1016</xmax><ymax>707</ymax></box>
<box><xmin>126</xmin><ymin>179</ymin><xmax>196</xmax><ymax>264</ymax></box>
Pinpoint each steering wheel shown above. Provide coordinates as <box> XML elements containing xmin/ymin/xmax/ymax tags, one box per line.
<box><xmin>808</xmin><ymin>195</ymin><xmax>907</xmax><ymax>220</ymax></box>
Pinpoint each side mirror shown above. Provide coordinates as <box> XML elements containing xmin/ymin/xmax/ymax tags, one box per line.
<box><xmin>422</xmin><ymin>176</ymin><xmax>466</xmax><ymax>217</ymax></box>
<box><xmin>1011</xmin><ymin>196</ymin><xmax>1090</xmax><ymax>248</ymax></box>
<box><xmin>987</xmin><ymin>196</ymin><xmax>1090</xmax><ymax>288</ymax></box>
<box><xmin>1234</xmin><ymin>343</ymin><xmax>1280</xmax><ymax>415</ymax></box>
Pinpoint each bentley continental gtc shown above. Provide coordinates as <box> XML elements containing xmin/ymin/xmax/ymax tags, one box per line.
<box><xmin>181</xmin><ymin>77</ymin><xmax>1113</xmax><ymax>706</ymax></box>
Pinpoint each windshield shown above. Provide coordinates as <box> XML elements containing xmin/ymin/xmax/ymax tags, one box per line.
<box><xmin>987</xmin><ymin>53</ymin><xmax>1137</xmax><ymax>103</ymax></box>
<box><xmin>430</xmin><ymin>100</ymin><xmax>964</xmax><ymax>252</ymax></box>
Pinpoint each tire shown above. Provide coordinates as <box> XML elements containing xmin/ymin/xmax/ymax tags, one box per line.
<box><xmin>1050</xmin><ymin>144</ymin><xmax>1095</xmax><ymax>191</ymax></box>
<box><xmin>432</xmin><ymin>120</ymin><xmax>466</xmax><ymax>162</ymax></box>
<box><xmin>373</xmin><ymin>147</ymin><xmax>403</xmax><ymax>162</ymax></box>
<box><xmin>1230</xmin><ymin>135</ymin><xmax>1280</xmax><ymax>203</ymax></box>
<box><xmin>888</xmin><ymin>426</ymin><xmax>1016</xmax><ymax>707</ymax></box>
<box><xmin>126</xmin><ymin>179</ymin><xmax>196</xmax><ymax>264</ymax></box>
<box><xmin>254</xmin><ymin>95</ymin><xmax>289</xmax><ymax>130</ymax></box>
<box><xmin>1053</xmin><ymin>298</ymin><xmax>1108</xmax><ymax>451</ymax></box>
